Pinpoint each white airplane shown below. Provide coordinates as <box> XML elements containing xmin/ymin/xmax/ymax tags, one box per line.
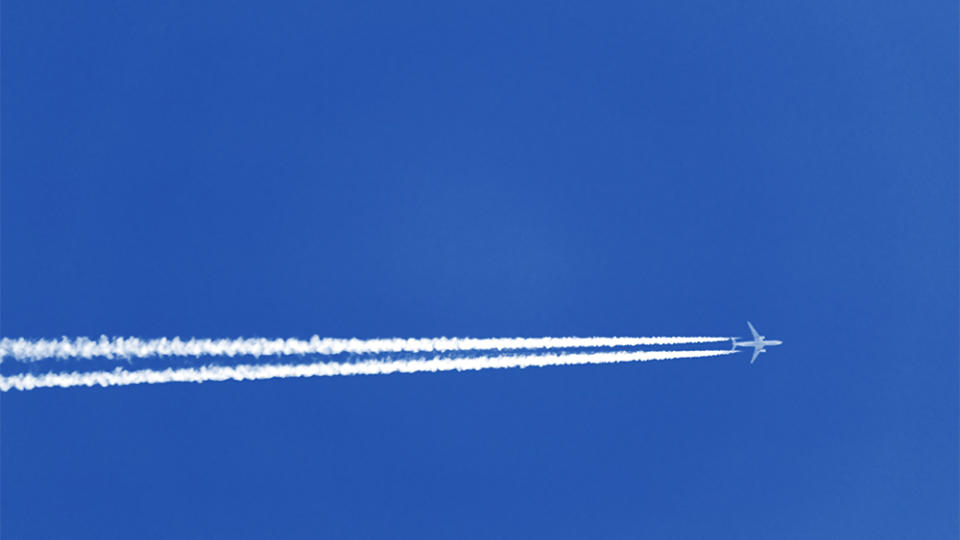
<box><xmin>732</xmin><ymin>322</ymin><xmax>782</xmax><ymax>364</ymax></box>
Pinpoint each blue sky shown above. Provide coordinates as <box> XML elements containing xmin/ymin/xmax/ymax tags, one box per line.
<box><xmin>2</xmin><ymin>1</ymin><xmax>957</xmax><ymax>538</ymax></box>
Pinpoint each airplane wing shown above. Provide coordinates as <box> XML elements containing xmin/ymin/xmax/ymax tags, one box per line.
<box><xmin>747</xmin><ymin>321</ymin><xmax>760</xmax><ymax>341</ymax></box>
<box><xmin>750</xmin><ymin>347</ymin><xmax>761</xmax><ymax>364</ymax></box>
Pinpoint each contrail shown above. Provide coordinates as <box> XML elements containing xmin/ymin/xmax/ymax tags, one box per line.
<box><xmin>0</xmin><ymin>335</ymin><xmax>731</xmax><ymax>362</ymax></box>
<box><xmin>0</xmin><ymin>349</ymin><xmax>735</xmax><ymax>391</ymax></box>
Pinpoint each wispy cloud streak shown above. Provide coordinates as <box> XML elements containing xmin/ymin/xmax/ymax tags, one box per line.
<box><xmin>0</xmin><ymin>349</ymin><xmax>735</xmax><ymax>391</ymax></box>
<box><xmin>0</xmin><ymin>336</ymin><xmax>731</xmax><ymax>362</ymax></box>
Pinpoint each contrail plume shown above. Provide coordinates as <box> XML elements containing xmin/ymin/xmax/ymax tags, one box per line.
<box><xmin>0</xmin><ymin>336</ymin><xmax>731</xmax><ymax>362</ymax></box>
<box><xmin>0</xmin><ymin>349</ymin><xmax>735</xmax><ymax>391</ymax></box>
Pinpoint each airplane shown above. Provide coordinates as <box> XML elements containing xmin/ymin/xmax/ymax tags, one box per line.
<box><xmin>732</xmin><ymin>321</ymin><xmax>782</xmax><ymax>364</ymax></box>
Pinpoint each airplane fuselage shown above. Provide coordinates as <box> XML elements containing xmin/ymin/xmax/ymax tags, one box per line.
<box><xmin>734</xmin><ymin>338</ymin><xmax>782</xmax><ymax>349</ymax></box>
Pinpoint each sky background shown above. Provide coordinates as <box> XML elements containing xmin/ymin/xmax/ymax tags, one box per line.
<box><xmin>2</xmin><ymin>1</ymin><xmax>957</xmax><ymax>538</ymax></box>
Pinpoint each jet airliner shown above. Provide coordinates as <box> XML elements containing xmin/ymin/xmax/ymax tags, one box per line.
<box><xmin>732</xmin><ymin>322</ymin><xmax>782</xmax><ymax>364</ymax></box>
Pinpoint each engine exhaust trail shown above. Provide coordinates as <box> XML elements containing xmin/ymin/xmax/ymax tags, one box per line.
<box><xmin>0</xmin><ymin>335</ymin><xmax>731</xmax><ymax>362</ymax></box>
<box><xmin>0</xmin><ymin>349</ymin><xmax>735</xmax><ymax>391</ymax></box>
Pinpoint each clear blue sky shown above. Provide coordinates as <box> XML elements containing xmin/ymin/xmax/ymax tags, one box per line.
<box><xmin>2</xmin><ymin>1</ymin><xmax>957</xmax><ymax>538</ymax></box>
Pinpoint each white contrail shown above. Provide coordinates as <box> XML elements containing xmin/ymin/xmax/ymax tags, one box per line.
<box><xmin>0</xmin><ymin>349</ymin><xmax>735</xmax><ymax>391</ymax></box>
<box><xmin>0</xmin><ymin>335</ymin><xmax>731</xmax><ymax>362</ymax></box>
